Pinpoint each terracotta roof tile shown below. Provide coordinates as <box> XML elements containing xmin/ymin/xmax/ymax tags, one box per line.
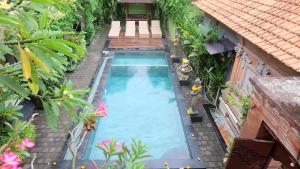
<box><xmin>193</xmin><ymin>0</ymin><xmax>300</xmax><ymax>73</ymax></box>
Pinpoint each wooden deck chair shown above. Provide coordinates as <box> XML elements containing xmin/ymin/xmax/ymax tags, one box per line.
<box><xmin>151</xmin><ymin>20</ymin><xmax>162</xmax><ymax>38</ymax></box>
<box><xmin>125</xmin><ymin>21</ymin><xmax>136</xmax><ymax>38</ymax></box>
<box><xmin>139</xmin><ymin>21</ymin><xmax>149</xmax><ymax>38</ymax></box>
<box><xmin>108</xmin><ymin>21</ymin><xmax>121</xmax><ymax>38</ymax></box>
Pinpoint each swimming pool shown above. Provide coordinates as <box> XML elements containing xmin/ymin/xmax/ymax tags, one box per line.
<box><xmin>84</xmin><ymin>51</ymin><xmax>190</xmax><ymax>160</ymax></box>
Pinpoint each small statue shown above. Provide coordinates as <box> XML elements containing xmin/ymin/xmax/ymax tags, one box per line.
<box><xmin>191</xmin><ymin>78</ymin><xmax>202</xmax><ymax>96</ymax></box>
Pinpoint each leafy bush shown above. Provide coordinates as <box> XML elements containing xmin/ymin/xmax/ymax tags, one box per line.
<box><xmin>96</xmin><ymin>139</ymin><xmax>150</xmax><ymax>169</ymax></box>
<box><xmin>0</xmin><ymin>1</ymin><xmax>92</xmax><ymax>167</ymax></box>
<box><xmin>83</xmin><ymin>4</ymin><xmax>96</xmax><ymax>42</ymax></box>
<box><xmin>158</xmin><ymin>0</ymin><xmax>233</xmax><ymax>98</ymax></box>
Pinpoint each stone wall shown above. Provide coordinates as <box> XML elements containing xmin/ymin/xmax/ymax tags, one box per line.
<box><xmin>240</xmin><ymin>77</ymin><xmax>300</xmax><ymax>161</ymax></box>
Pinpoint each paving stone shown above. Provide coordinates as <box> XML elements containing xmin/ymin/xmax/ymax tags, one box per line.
<box><xmin>171</xmin><ymin>40</ymin><xmax>225</xmax><ymax>168</ymax></box>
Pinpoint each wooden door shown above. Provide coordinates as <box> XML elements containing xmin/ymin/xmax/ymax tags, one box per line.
<box><xmin>225</xmin><ymin>138</ymin><xmax>274</xmax><ymax>169</ymax></box>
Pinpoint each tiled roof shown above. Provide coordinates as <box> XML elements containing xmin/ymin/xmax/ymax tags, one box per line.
<box><xmin>117</xmin><ymin>0</ymin><xmax>154</xmax><ymax>3</ymax></box>
<box><xmin>193</xmin><ymin>0</ymin><xmax>300</xmax><ymax>72</ymax></box>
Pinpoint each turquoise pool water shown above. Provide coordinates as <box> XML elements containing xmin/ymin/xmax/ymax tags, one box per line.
<box><xmin>85</xmin><ymin>51</ymin><xmax>190</xmax><ymax>160</ymax></box>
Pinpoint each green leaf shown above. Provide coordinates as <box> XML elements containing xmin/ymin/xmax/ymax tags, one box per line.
<box><xmin>39</xmin><ymin>39</ymin><xmax>78</xmax><ymax>61</ymax></box>
<box><xmin>25</xmin><ymin>48</ymin><xmax>50</xmax><ymax>73</ymax></box>
<box><xmin>0</xmin><ymin>74</ymin><xmax>28</xmax><ymax>98</ymax></box>
<box><xmin>0</xmin><ymin>14</ymin><xmax>21</xmax><ymax>26</ymax></box>
<box><xmin>0</xmin><ymin>42</ymin><xmax>13</xmax><ymax>54</ymax></box>
<box><xmin>50</xmin><ymin>100</ymin><xmax>60</xmax><ymax>116</ymax></box>
<box><xmin>19</xmin><ymin>25</ymin><xmax>30</xmax><ymax>39</ymax></box>
<box><xmin>62</xmin><ymin>100</ymin><xmax>78</xmax><ymax>123</ymax></box>
<box><xmin>68</xmin><ymin>98</ymin><xmax>90</xmax><ymax>107</ymax></box>
<box><xmin>43</xmin><ymin>101</ymin><xmax>57</xmax><ymax>129</ymax></box>
<box><xmin>39</xmin><ymin>12</ymin><xmax>48</xmax><ymax>29</ymax></box>
<box><xmin>31</xmin><ymin>46</ymin><xmax>67</xmax><ymax>74</ymax></box>
<box><xmin>20</xmin><ymin>150</ymin><xmax>31</xmax><ymax>157</ymax></box>
<box><xmin>22</xmin><ymin>2</ymin><xmax>47</xmax><ymax>12</ymax></box>
<box><xmin>18</xmin><ymin>12</ymin><xmax>38</xmax><ymax>34</ymax></box>
<box><xmin>30</xmin><ymin>30</ymin><xmax>74</xmax><ymax>40</ymax></box>
<box><xmin>28</xmin><ymin>0</ymin><xmax>54</xmax><ymax>3</ymax></box>
<box><xmin>54</xmin><ymin>39</ymin><xmax>86</xmax><ymax>56</ymax></box>
<box><xmin>69</xmin><ymin>88</ymin><xmax>90</xmax><ymax>96</ymax></box>
<box><xmin>4</xmin><ymin>122</ymin><xmax>14</xmax><ymax>131</ymax></box>
<box><xmin>28</xmin><ymin>65</ymin><xmax>39</xmax><ymax>95</ymax></box>
<box><xmin>30</xmin><ymin>46</ymin><xmax>55</xmax><ymax>69</ymax></box>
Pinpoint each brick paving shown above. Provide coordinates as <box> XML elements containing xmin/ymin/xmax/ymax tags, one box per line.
<box><xmin>180</xmin><ymin>85</ymin><xmax>225</xmax><ymax>169</ymax></box>
<box><xmin>23</xmin><ymin>26</ymin><xmax>109</xmax><ymax>169</ymax></box>
<box><xmin>193</xmin><ymin>115</ymin><xmax>225</xmax><ymax>168</ymax></box>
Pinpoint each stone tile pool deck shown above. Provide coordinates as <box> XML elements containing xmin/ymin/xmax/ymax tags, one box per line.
<box><xmin>172</xmin><ymin>42</ymin><xmax>225</xmax><ymax>168</ymax></box>
<box><xmin>23</xmin><ymin>27</ymin><xmax>225</xmax><ymax>169</ymax></box>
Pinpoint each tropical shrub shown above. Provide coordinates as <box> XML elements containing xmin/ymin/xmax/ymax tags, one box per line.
<box><xmin>96</xmin><ymin>139</ymin><xmax>150</xmax><ymax>169</ymax></box>
<box><xmin>157</xmin><ymin>0</ymin><xmax>233</xmax><ymax>98</ymax></box>
<box><xmin>0</xmin><ymin>0</ymin><xmax>92</xmax><ymax>167</ymax></box>
<box><xmin>0</xmin><ymin>0</ymin><xmax>147</xmax><ymax>168</ymax></box>
<box><xmin>77</xmin><ymin>0</ymin><xmax>117</xmax><ymax>42</ymax></box>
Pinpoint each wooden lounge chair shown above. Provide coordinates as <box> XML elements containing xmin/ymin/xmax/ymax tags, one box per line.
<box><xmin>108</xmin><ymin>21</ymin><xmax>121</xmax><ymax>39</ymax></box>
<box><xmin>139</xmin><ymin>21</ymin><xmax>149</xmax><ymax>38</ymax></box>
<box><xmin>151</xmin><ymin>20</ymin><xmax>160</xmax><ymax>27</ymax></box>
<box><xmin>151</xmin><ymin>20</ymin><xmax>162</xmax><ymax>39</ymax></box>
<box><xmin>125</xmin><ymin>21</ymin><xmax>136</xmax><ymax>38</ymax></box>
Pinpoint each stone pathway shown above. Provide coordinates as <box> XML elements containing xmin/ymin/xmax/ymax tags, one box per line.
<box><xmin>181</xmin><ymin>86</ymin><xmax>225</xmax><ymax>169</ymax></box>
<box><xmin>171</xmin><ymin>41</ymin><xmax>225</xmax><ymax>168</ymax></box>
<box><xmin>193</xmin><ymin>114</ymin><xmax>225</xmax><ymax>169</ymax></box>
<box><xmin>23</xmin><ymin>26</ymin><xmax>109</xmax><ymax>169</ymax></box>
<box><xmin>180</xmin><ymin>82</ymin><xmax>225</xmax><ymax>169</ymax></box>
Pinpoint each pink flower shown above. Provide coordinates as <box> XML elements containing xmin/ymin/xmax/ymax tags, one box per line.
<box><xmin>97</xmin><ymin>140</ymin><xmax>122</xmax><ymax>149</ymax></box>
<box><xmin>97</xmin><ymin>100</ymin><xmax>107</xmax><ymax>111</ymax></box>
<box><xmin>94</xmin><ymin>109</ymin><xmax>107</xmax><ymax>117</ymax></box>
<box><xmin>0</xmin><ymin>165</ymin><xmax>22</xmax><ymax>169</ymax></box>
<box><xmin>17</xmin><ymin>138</ymin><xmax>35</xmax><ymax>150</ymax></box>
<box><xmin>0</xmin><ymin>151</ymin><xmax>21</xmax><ymax>169</ymax></box>
<box><xmin>115</xmin><ymin>142</ymin><xmax>122</xmax><ymax>148</ymax></box>
<box><xmin>94</xmin><ymin>100</ymin><xmax>107</xmax><ymax>117</ymax></box>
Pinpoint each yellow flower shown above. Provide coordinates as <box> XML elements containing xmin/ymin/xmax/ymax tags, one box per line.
<box><xmin>182</xmin><ymin>57</ymin><xmax>188</xmax><ymax>62</ymax></box>
<box><xmin>0</xmin><ymin>0</ymin><xmax>10</xmax><ymax>9</ymax></box>
<box><xmin>186</xmin><ymin>108</ymin><xmax>193</xmax><ymax>115</ymax></box>
<box><xmin>192</xmin><ymin>84</ymin><xmax>202</xmax><ymax>91</ymax></box>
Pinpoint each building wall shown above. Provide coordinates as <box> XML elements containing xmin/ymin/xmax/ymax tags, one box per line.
<box><xmin>203</xmin><ymin>14</ymin><xmax>300</xmax><ymax>145</ymax></box>
<box><xmin>221</xmin><ymin>36</ymin><xmax>300</xmax><ymax>139</ymax></box>
<box><xmin>217</xmin><ymin>29</ymin><xmax>300</xmax><ymax>142</ymax></box>
<box><xmin>240</xmin><ymin>83</ymin><xmax>300</xmax><ymax>167</ymax></box>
